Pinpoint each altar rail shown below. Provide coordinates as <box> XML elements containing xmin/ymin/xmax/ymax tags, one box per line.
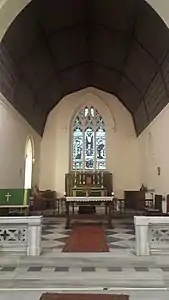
<box><xmin>134</xmin><ymin>216</ymin><xmax>169</xmax><ymax>256</ymax></box>
<box><xmin>0</xmin><ymin>216</ymin><xmax>42</xmax><ymax>256</ymax></box>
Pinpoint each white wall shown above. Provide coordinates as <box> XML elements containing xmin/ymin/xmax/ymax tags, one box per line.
<box><xmin>138</xmin><ymin>103</ymin><xmax>169</xmax><ymax>196</ymax></box>
<box><xmin>40</xmin><ymin>88</ymin><xmax>140</xmax><ymax>198</ymax></box>
<box><xmin>0</xmin><ymin>93</ymin><xmax>41</xmax><ymax>188</ymax></box>
<box><xmin>0</xmin><ymin>0</ymin><xmax>31</xmax><ymax>41</ymax></box>
<box><xmin>147</xmin><ymin>0</ymin><xmax>169</xmax><ymax>27</ymax></box>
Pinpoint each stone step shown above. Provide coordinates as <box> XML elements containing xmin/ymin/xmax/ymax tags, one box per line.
<box><xmin>0</xmin><ymin>271</ymin><xmax>166</xmax><ymax>288</ymax></box>
<box><xmin>1</xmin><ymin>254</ymin><xmax>169</xmax><ymax>268</ymax></box>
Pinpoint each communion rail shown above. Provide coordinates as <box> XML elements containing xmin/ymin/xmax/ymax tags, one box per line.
<box><xmin>0</xmin><ymin>216</ymin><xmax>42</xmax><ymax>256</ymax></box>
<box><xmin>134</xmin><ymin>216</ymin><xmax>169</xmax><ymax>256</ymax></box>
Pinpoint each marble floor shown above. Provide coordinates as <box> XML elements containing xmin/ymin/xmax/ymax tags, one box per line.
<box><xmin>0</xmin><ymin>216</ymin><xmax>169</xmax><ymax>298</ymax></box>
<box><xmin>41</xmin><ymin>217</ymin><xmax>135</xmax><ymax>256</ymax></box>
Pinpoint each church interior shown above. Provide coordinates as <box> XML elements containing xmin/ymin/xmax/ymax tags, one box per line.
<box><xmin>1</xmin><ymin>0</ymin><xmax>169</xmax><ymax>299</ymax></box>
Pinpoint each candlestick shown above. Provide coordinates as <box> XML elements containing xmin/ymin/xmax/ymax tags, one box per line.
<box><xmin>83</xmin><ymin>172</ymin><xmax>85</xmax><ymax>185</ymax></box>
<box><xmin>74</xmin><ymin>171</ymin><xmax>77</xmax><ymax>187</ymax></box>
<box><xmin>97</xmin><ymin>172</ymin><xmax>99</xmax><ymax>185</ymax></box>
<box><xmin>93</xmin><ymin>173</ymin><xmax>95</xmax><ymax>185</ymax></box>
<box><xmin>101</xmin><ymin>171</ymin><xmax>104</xmax><ymax>188</ymax></box>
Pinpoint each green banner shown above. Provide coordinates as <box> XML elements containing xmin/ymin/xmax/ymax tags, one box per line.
<box><xmin>0</xmin><ymin>189</ymin><xmax>30</xmax><ymax>206</ymax></box>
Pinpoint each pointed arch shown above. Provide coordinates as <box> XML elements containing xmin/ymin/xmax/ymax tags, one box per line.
<box><xmin>71</xmin><ymin>105</ymin><xmax>106</xmax><ymax>170</ymax></box>
<box><xmin>24</xmin><ymin>136</ymin><xmax>34</xmax><ymax>189</ymax></box>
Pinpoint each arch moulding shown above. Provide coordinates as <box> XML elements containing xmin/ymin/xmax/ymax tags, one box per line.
<box><xmin>69</xmin><ymin>90</ymin><xmax>116</xmax><ymax>133</ymax></box>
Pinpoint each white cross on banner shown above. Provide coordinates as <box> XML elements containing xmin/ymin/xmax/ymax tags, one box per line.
<box><xmin>5</xmin><ymin>192</ymin><xmax>11</xmax><ymax>202</ymax></box>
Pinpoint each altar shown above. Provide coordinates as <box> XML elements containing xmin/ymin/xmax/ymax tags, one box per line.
<box><xmin>65</xmin><ymin>171</ymin><xmax>113</xmax><ymax>227</ymax></box>
<box><xmin>65</xmin><ymin>196</ymin><xmax>114</xmax><ymax>229</ymax></box>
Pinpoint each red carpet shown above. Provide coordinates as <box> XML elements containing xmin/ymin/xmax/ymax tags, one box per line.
<box><xmin>62</xmin><ymin>225</ymin><xmax>109</xmax><ymax>252</ymax></box>
<box><xmin>40</xmin><ymin>293</ymin><xmax>129</xmax><ymax>300</ymax></box>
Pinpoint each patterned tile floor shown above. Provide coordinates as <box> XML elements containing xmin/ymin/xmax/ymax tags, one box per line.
<box><xmin>41</xmin><ymin>217</ymin><xmax>135</xmax><ymax>255</ymax></box>
<box><xmin>1</xmin><ymin>218</ymin><xmax>169</xmax><ymax>293</ymax></box>
<box><xmin>0</xmin><ymin>265</ymin><xmax>169</xmax><ymax>273</ymax></box>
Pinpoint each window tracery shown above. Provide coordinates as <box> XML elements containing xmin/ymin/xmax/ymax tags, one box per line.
<box><xmin>72</xmin><ymin>106</ymin><xmax>106</xmax><ymax>170</ymax></box>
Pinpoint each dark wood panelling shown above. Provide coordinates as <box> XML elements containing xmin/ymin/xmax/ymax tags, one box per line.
<box><xmin>0</xmin><ymin>0</ymin><xmax>169</xmax><ymax>135</ymax></box>
<box><xmin>144</xmin><ymin>72</ymin><xmax>168</xmax><ymax>122</ymax></box>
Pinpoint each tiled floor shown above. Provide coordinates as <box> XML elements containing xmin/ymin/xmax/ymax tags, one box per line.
<box><xmin>0</xmin><ymin>265</ymin><xmax>169</xmax><ymax>273</ymax></box>
<box><xmin>41</xmin><ymin>218</ymin><xmax>71</xmax><ymax>254</ymax></box>
<box><xmin>1</xmin><ymin>217</ymin><xmax>169</xmax><ymax>293</ymax></box>
<box><xmin>41</xmin><ymin>217</ymin><xmax>135</xmax><ymax>255</ymax></box>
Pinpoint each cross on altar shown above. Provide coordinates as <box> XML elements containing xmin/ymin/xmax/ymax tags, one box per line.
<box><xmin>5</xmin><ymin>192</ymin><xmax>11</xmax><ymax>202</ymax></box>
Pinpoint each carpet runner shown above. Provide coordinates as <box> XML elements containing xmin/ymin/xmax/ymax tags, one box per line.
<box><xmin>40</xmin><ymin>293</ymin><xmax>129</xmax><ymax>300</ymax></box>
<box><xmin>62</xmin><ymin>224</ymin><xmax>109</xmax><ymax>252</ymax></box>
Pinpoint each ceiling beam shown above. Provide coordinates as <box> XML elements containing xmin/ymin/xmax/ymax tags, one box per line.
<box><xmin>37</xmin><ymin>17</ymin><xmax>64</xmax><ymax>99</ymax></box>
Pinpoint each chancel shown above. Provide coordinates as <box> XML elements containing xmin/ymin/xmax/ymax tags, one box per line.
<box><xmin>1</xmin><ymin>0</ymin><xmax>169</xmax><ymax>297</ymax></box>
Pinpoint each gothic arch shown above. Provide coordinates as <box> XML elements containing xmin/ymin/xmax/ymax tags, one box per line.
<box><xmin>24</xmin><ymin>135</ymin><xmax>34</xmax><ymax>160</ymax></box>
<box><xmin>24</xmin><ymin>136</ymin><xmax>34</xmax><ymax>189</ymax></box>
<box><xmin>70</xmin><ymin>91</ymin><xmax>116</xmax><ymax>132</ymax></box>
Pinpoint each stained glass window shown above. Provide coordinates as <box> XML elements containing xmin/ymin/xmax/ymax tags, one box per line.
<box><xmin>72</xmin><ymin>106</ymin><xmax>106</xmax><ymax>170</ymax></box>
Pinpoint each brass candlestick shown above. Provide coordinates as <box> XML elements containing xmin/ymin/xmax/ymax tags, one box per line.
<box><xmin>93</xmin><ymin>173</ymin><xmax>95</xmax><ymax>185</ymax></box>
<box><xmin>74</xmin><ymin>171</ymin><xmax>77</xmax><ymax>187</ymax></box>
<box><xmin>101</xmin><ymin>171</ymin><xmax>104</xmax><ymax>188</ymax></box>
<box><xmin>97</xmin><ymin>172</ymin><xmax>99</xmax><ymax>185</ymax></box>
<box><xmin>83</xmin><ymin>172</ymin><xmax>85</xmax><ymax>185</ymax></box>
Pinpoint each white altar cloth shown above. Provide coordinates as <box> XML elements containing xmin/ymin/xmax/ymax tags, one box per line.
<box><xmin>66</xmin><ymin>196</ymin><xmax>113</xmax><ymax>202</ymax></box>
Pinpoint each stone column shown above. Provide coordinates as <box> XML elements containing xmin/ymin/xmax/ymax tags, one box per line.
<box><xmin>134</xmin><ymin>216</ymin><xmax>150</xmax><ymax>256</ymax></box>
<box><xmin>162</xmin><ymin>197</ymin><xmax>167</xmax><ymax>214</ymax></box>
<box><xmin>27</xmin><ymin>216</ymin><xmax>42</xmax><ymax>256</ymax></box>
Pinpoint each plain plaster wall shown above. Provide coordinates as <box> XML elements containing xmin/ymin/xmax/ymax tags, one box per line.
<box><xmin>138</xmin><ymin>103</ymin><xmax>169</xmax><ymax>196</ymax></box>
<box><xmin>40</xmin><ymin>88</ymin><xmax>140</xmax><ymax>198</ymax></box>
<box><xmin>0</xmin><ymin>92</ymin><xmax>41</xmax><ymax>188</ymax></box>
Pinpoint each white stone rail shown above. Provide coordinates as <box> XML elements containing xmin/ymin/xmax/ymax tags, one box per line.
<box><xmin>0</xmin><ymin>216</ymin><xmax>42</xmax><ymax>256</ymax></box>
<box><xmin>134</xmin><ymin>216</ymin><xmax>169</xmax><ymax>256</ymax></box>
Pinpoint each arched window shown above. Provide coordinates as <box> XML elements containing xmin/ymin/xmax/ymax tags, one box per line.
<box><xmin>24</xmin><ymin>137</ymin><xmax>33</xmax><ymax>189</ymax></box>
<box><xmin>72</xmin><ymin>106</ymin><xmax>106</xmax><ymax>170</ymax></box>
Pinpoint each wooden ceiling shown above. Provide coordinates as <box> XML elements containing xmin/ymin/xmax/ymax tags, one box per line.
<box><xmin>1</xmin><ymin>0</ymin><xmax>169</xmax><ymax>135</ymax></box>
